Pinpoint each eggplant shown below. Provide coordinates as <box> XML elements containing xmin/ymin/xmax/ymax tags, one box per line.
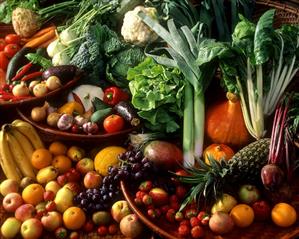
<box><xmin>113</xmin><ymin>101</ymin><xmax>140</xmax><ymax>127</ymax></box>
<box><xmin>6</xmin><ymin>47</ymin><xmax>35</xmax><ymax>83</ymax></box>
<box><xmin>42</xmin><ymin>65</ymin><xmax>78</xmax><ymax>82</ymax></box>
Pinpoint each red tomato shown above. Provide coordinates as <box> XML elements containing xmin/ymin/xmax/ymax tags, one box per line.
<box><xmin>0</xmin><ymin>52</ymin><xmax>9</xmax><ymax>71</ymax></box>
<box><xmin>4</xmin><ymin>44</ymin><xmax>20</xmax><ymax>58</ymax></box>
<box><xmin>5</xmin><ymin>34</ymin><xmax>21</xmax><ymax>45</ymax></box>
<box><xmin>0</xmin><ymin>39</ymin><xmax>6</xmax><ymax>51</ymax></box>
<box><xmin>103</xmin><ymin>114</ymin><xmax>125</xmax><ymax>133</ymax></box>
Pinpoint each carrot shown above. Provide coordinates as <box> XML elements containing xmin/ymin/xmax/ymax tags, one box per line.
<box><xmin>24</xmin><ymin>29</ymin><xmax>56</xmax><ymax>48</ymax></box>
<box><xmin>21</xmin><ymin>26</ymin><xmax>56</xmax><ymax>44</ymax></box>
<box><xmin>39</xmin><ymin>36</ymin><xmax>57</xmax><ymax>48</ymax></box>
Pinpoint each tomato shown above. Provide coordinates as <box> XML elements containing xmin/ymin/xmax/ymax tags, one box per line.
<box><xmin>0</xmin><ymin>39</ymin><xmax>6</xmax><ymax>51</ymax></box>
<box><xmin>0</xmin><ymin>52</ymin><xmax>9</xmax><ymax>71</ymax></box>
<box><xmin>103</xmin><ymin>114</ymin><xmax>125</xmax><ymax>133</ymax></box>
<box><xmin>4</xmin><ymin>44</ymin><xmax>20</xmax><ymax>58</ymax></box>
<box><xmin>5</xmin><ymin>34</ymin><xmax>21</xmax><ymax>45</ymax></box>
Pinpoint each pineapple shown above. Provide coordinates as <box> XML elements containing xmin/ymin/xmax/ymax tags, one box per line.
<box><xmin>178</xmin><ymin>138</ymin><xmax>270</xmax><ymax>209</ymax></box>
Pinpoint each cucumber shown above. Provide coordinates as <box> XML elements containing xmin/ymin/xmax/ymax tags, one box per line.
<box><xmin>90</xmin><ymin>108</ymin><xmax>113</xmax><ymax>124</ymax></box>
<box><xmin>6</xmin><ymin>47</ymin><xmax>35</xmax><ymax>83</ymax></box>
<box><xmin>113</xmin><ymin>101</ymin><xmax>140</xmax><ymax>127</ymax></box>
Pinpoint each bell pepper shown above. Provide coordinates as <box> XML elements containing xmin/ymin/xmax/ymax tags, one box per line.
<box><xmin>103</xmin><ymin>86</ymin><xmax>129</xmax><ymax>106</ymax></box>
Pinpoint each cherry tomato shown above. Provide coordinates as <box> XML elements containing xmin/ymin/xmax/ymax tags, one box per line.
<box><xmin>4</xmin><ymin>44</ymin><xmax>20</xmax><ymax>58</ymax></box>
<box><xmin>5</xmin><ymin>34</ymin><xmax>21</xmax><ymax>45</ymax></box>
<box><xmin>0</xmin><ymin>52</ymin><xmax>9</xmax><ymax>71</ymax></box>
<box><xmin>0</xmin><ymin>39</ymin><xmax>6</xmax><ymax>51</ymax></box>
<box><xmin>103</xmin><ymin>114</ymin><xmax>125</xmax><ymax>133</ymax></box>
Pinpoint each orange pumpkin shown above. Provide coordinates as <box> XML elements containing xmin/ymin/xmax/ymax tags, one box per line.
<box><xmin>205</xmin><ymin>92</ymin><xmax>251</xmax><ymax>150</ymax></box>
<box><xmin>203</xmin><ymin>143</ymin><xmax>234</xmax><ymax>165</ymax></box>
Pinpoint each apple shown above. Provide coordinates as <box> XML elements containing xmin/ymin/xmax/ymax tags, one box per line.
<box><xmin>0</xmin><ymin>179</ymin><xmax>19</xmax><ymax>196</ymax></box>
<box><xmin>209</xmin><ymin>212</ymin><xmax>234</xmax><ymax>235</ymax></box>
<box><xmin>44</xmin><ymin>190</ymin><xmax>55</xmax><ymax>201</ymax></box>
<box><xmin>35</xmin><ymin>201</ymin><xmax>47</xmax><ymax>218</ymax></box>
<box><xmin>15</xmin><ymin>204</ymin><xmax>36</xmax><ymax>222</ymax></box>
<box><xmin>238</xmin><ymin>184</ymin><xmax>260</xmax><ymax>204</ymax></box>
<box><xmin>149</xmin><ymin>188</ymin><xmax>169</xmax><ymax>206</ymax></box>
<box><xmin>67</xmin><ymin>146</ymin><xmax>85</xmax><ymax>162</ymax></box>
<box><xmin>120</xmin><ymin>214</ymin><xmax>144</xmax><ymax>238</ymax></box>
<box><xmin>57</xmin><ymin>174</ymin><xmax>68</xmax><ymax>186</ymax></box>
<box><xmin>1</xmin><ymin>217</ymin><xmax>21</xmax><ymax>238</ymax></box>
<box><xmin>92</xmin><ymin>211</ymin><xmax>111</xmax><ymax>225</ymax></box>
<box><xmin>252</xmin><ymin>200</ymin><xmax>271</xmax><ymax>221</ymax></box>
<box><xmin>76</xmin><ymin>157</ymin><xmax>94</xmax><ymax>174</ymax></box>
<box><xmin>45</xmin><ymin>181</ymin><xmax>61</xmax><ymax>195</ymax></box>
<box><xmin>3</xmin><ymin>192</ymin><xmax>24</xmax><ymax>212</ymax></box>
<box><xmin>41</xmin><ymin>211</ymin><xmax>63</xmax><ymax>231</ymax></box>
<box><xmin>111</xmin><ymin>200</ymin><xmax>132</xmax><ymax>223</ymax></box>
<box><xmin>45</xmin><ymin>201</ymin><xmax>57</xmax><ymax>212</ymax></box>
<box><xmin>64</xmin><ymin>182</ymin><xmax>81</xmax><ymax>195</ymax></box>
<box><xmin>21</xmin><ymin>218</ymin><xmax>43</xmax><ymax>239</ymax></box>
<box><xmin>83</xmin><ymin>171</ymin><xmax>102</xmax><ymax>189</ymax></box>
<box><xmin>211</xmin><ymin>193</ymin><xmax>237</xmax><ymax>214</ymax></box>
<box><xmin>66</xmin><ymin>168</ymin><xmax>81</xmax><ymax>182</ymax></box>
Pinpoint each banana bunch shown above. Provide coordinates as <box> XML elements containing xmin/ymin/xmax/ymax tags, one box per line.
<box><xmin>0</xmin><ymin>120</ymin><xmax>44</xmax><ymax>182</ymax></box>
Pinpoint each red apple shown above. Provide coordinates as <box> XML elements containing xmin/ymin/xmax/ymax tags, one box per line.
<box><xmin>45</xmin><ymin>201</ymin><xmax>57</xmax><ymax>212</ymax></box>
<box><xmin>66</xmin><ymin>168</ymin><xmax>81</xmax><ymax>182</ymax></box>
<box><xmin>41</xmin><ymin>211</ymin><xmax>63</xmax><ymax>231</ymax></box>
<box><xmin>15</xmin><ymin>204</ymin><xmax>36</xmax><ymax>222</ymax></box>
<box><xmin>21</xmin><ymin>218</ymin><xmax>43</xmax><ymax>239</ymax></box>
<box><xmin>69</xmin><ymin>231</ymin><xmax>79</xmax><ymax>239</ymax></box>
<box><xmin>0</xmin><ymin>179</ymin><xmax>19</xmax><ymax>196</ymax></box>
<box><xmin>252</xmin><ymin>200</ymin><xmax>271</xmax><ymax>221</ymax></box>
<box><xmin>44</xmin><ymin>190</ymin><xmax>55</xmax><ymax>201</ymax></box>
<box><xmin>64</xmin><ymin>182</ymin><xmax>81</xmax><ymax>195</ymax></box>
<box><xmin>149</xmin><ymin>188</ymin><xmax>169</xmax><ymax>206</ymax></box>
<box><xmin>84</xmin><ymin>171</ymin><xmax>102</xmax><ymax>189</ymax></box>
<box><xmin>119</xmin><ymin>214</ymin><xmax>144</xmax><ymax>238</ymax></box>
<box><xmin>3</xmin><ymin>192</ymin><xmax>24</xmax><ymax>212</ymax></box>
<box><xmin>111</xmin><ymin>200</ymin><xmax>132</xmax><ymax>223</ymax></box>
<box><xmin>57</xmin><ymin>175</ymin><xmax>68</xmax><ymax>186</ymax></box>
<box><xmin>76</xmin><ymin>158</ymin><xmax>94</xmax><ymax>175</ymax></box>
<box><xmin>209</xmin><ymin>212</ymin><xmax>234</xmax><ymax>235</ymax></box>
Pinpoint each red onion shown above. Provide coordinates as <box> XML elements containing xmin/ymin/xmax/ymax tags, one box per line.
<box><xmin>261</xmin><ymin>164</ymin><xmax>284</xmax><ymax>190</ymax></box>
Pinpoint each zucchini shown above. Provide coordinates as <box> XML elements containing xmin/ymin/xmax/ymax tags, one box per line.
<box><xmin>113</xmin><ymin>101</ymin><xmax>140</xmax><ymax>127</ymax></box>
<box><xmin>90</xmin><ymin>108</ymin><xmax>113</xmax><ymax>124</ymax></box>
<box><xmin>6</xmin><ymin>47</ymin><xmax>35</xmax><ymax>83</ymax></box>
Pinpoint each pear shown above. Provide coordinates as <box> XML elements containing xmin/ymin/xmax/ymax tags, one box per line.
<box><xmin>36</xmin><ymin>166</ymin><xmax>59</xmax><ymax>184</ymax></box>
<box><xmin>54</xmin><ymin>186</ymin><xmax>74</xmax><ymax>213</ymax></box>
<box><xmin>211</xmin><ymin>193</ymin><xmax>237</xmax><ymax>214</ymax></box>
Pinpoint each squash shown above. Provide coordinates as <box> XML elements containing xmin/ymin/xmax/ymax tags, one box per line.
<box><xmin>57</xmin><ymin>101</ymin><xmax>84</xmax><ymax>115</ymax></box>
<box><xmin>203</xmin><ymin>143</ymin><xmax>234</xmax><ymax>165</ymax></box>
<box><xmin>205</xmin><ymin>92</ymin><xmax>251</xmax><ymax>150</ymax></box>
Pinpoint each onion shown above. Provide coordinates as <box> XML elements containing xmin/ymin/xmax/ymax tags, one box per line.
<box><xmin>261</xmin><ymin>164</ymin><xmax>284</xmax><ymax>191</ymax></box>
<box><xmin>33</xmin><ymin>83</ymin><xmax>48</xmax><ymax>97</ymax></box>
<box><xmin>47</xmin><ymin>39</ymin><xmax>66</xmax><ymax>58</ymax></box>
<box><xmin>46</xmin><ymin>76</ymin><xmax>62</xmax><ymax>91</ymax></box>
<box><xmin>12</xmin><ymin>82</ymin><xmax>30</xmax><ymax>96</ymax></box>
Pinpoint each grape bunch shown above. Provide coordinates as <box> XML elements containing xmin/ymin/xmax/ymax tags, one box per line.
<box><xmin>74</xmin><ymin>149</ymin><xmax>155</xmax><ymax>213</ymax></box>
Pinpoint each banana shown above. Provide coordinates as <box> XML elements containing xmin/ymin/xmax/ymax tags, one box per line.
<box><xmin>10</xmin><ymin>126</ymin><xmax>35</xmax><ymax>162</ymax></box>
<box><xmin>0</xmin><ymin>126</ymin><xmax>22</xmax><ymax>182</ymax></box>
<box><xmin>6</xmin><ymin>129</ymin><xmax>36</xmax><ymax>179</ymax></box>
<box><xmin>11</xmin><ymin>120</ymin><xmax>44</xmax><ymax>149</ymax></box>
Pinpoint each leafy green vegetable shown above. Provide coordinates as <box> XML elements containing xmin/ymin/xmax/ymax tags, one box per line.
<box><xmin>127</xmin><ymin>57</ymin><xmax>185</xmax><ymax>133</ymax></box>
<box><xmin>25</xmin><ymin>53</ymin><xmax>52</xmax><ymax>70</ymax></box>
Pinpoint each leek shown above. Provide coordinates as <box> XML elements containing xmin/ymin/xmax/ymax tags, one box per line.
<box><xmin>138</xmin><ymin>12</ymin><xmax>216</xmax><ymax>166</ymax></box>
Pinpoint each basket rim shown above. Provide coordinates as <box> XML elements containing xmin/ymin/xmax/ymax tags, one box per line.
<box><xmin>256</xmin><ymin>0</ymin><xmax>299</xmax><ymax>16</ymax></box>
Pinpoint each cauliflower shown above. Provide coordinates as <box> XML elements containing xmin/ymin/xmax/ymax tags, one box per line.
<box><xmin>121</xmin><ymin>6</ymin><xmax>158</xmax><ymax>46</ymax></box>
<box><xmin>12</xmin><ymin>7</ymin><xmax>41</xmax><ymax>38</ymax></box>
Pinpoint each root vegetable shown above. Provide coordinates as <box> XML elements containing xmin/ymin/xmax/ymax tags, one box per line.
<box><xmin>33</xmin><ymin>83</ymin><xmax>48</xmax><ymax>97</ymax></box>
<box><xmin>31</xmin><ymin>102</ymin><xmax>49</xmax><ymax>122</ymax></box>
<box><xmin>12</xmin><ymin>82</ymin><xmax>30</xmax><ymax>97</ymax></box>
<box><xmin>47</xmin><ymin>112</ymin><xmax>62</xmax><ymax>127</ymax></box>
<box><xmin>57</xmin><ymin>114</ymin><xmax>73</xmax><ymax>131</ymax></box>
<box><xmin>46</xmin><ymin>76</ymin><xmax>62</xmax><ymax>91</ymax></box>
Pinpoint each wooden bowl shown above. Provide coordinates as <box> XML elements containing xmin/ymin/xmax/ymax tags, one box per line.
<box><xmin>120</xmin><ymin>180</ymin><xmax>299</xmax><ymax>239</ymax></box>
<box><xmin>16</xmin><ymin>107</ymin><xmax>137</xmax><ymax>143</ymax></box>
<box><xmin>0</xmin><ymin>74</ymin><xmax>81</xmax><ymax>109</ymax></box>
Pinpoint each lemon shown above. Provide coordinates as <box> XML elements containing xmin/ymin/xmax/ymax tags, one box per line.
<box><xmin>94</xmin><ymin>146</ymin><xmax>126</xmax><ymax>176</ymax></box>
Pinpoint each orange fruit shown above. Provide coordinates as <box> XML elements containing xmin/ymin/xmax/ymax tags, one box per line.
<box><xmin>31</xmin><ymin>148</ymin><xmax>53</xmax><ymax>169</ymax></box>
<box><xmin>63</xmin><ymin>206</ymin><xmax>86</xmax><ymax>230</ymax></box>
<box><xmin>230</xmin><ymin>204</ymin><xmax>254</xmax><ymax>228</ymax></box>
<box><xmin>49</xmin><ymin>141</ymin><xmax>68</xmax><ymax>156</ymax></box>
<box><xmin>22</xmin><ymin>184</ymin><xmax>45</xmax><ymax>205</ymax></box>
<box><xmin>271</xmin><ymin>203</ymin><xmax>297</xmax><ymax>227</ymax></box>
<box><xmin>94</xmin><ymin>146</ymin><xmax>126</xmax><ymax>176</ymax></box>
<box><xmin>52</xmin><ymin>155</ymin><xmax>72</xmax><ymax>173</ymax></box>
